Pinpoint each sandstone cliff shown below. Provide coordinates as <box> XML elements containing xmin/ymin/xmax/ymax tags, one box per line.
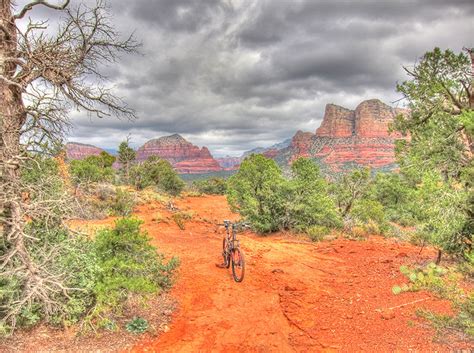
<box><xmin>65</xmin><ymin>142</ymin><xmax>104</xmax><ymax>160</ymax></box>
<box><xmin>284</xmin><ymin>99</ymin><xmax>408</xmax><ymax>172</ymax></box>
<box><xmin>136</xmin><ymin>134</ymin><xmax>222</xmax><ymax>174</ymax></box>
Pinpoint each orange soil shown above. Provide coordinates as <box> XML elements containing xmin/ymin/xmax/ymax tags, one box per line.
<box><xmin>84</xmin><ymin>194</ymin><xmax>466</xmax><ymax>353</ymax></box>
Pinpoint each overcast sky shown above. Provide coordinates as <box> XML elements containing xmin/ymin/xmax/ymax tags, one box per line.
<box><xmin>23</xmin><ymin>0</ymin><xmax>474</xmax><ymax>157</ymax></box>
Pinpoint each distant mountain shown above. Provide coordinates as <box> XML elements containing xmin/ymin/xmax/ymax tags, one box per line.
<box><xmin>275</xmin><ymin>99</ymin><xmax>408</xmax><ymax>173</ymax></box>
<box><xmin>65</xmin><ymin>142</ymin><xmax>104</xmax><ymax>160</ymax></box>
<box><xmin>242</xmin><ymin>138</ymin><xmax>292</xmax><ymax>158</ymax></box>
<box><xmin>216</xmin><ymin>156</ymin><xmax>241</xmax><ymax>170</ymax></box>
<box><xmin>136</xmin><ymin>134</ymin><xmax>222</xmax><ymax>174</ymax></box>
<box><xmin>216</xmin><ymin>138</ymin><xmax>292</xmax><ymax>170</ymax></box>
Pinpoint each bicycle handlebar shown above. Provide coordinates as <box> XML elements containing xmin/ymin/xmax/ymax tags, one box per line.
<box><xmin>217</xmin><ymin>221</ymin><xmax>251</xmax><ymax>230</ymax></box>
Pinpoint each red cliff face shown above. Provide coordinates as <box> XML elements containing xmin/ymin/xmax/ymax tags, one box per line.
<box><xmin>290</xmin><ymin>131</ymin><xmax>315</xmax><ymax>160</ymax></box>
<box><xmin>315</xmin><ymin>104</ymin><xmax>354</xmax><ymax>138</ymax></box>
<box><xmin>136</xmin><ymin>134</ymin><xmax>222</xmax><ymax>174</ymax></box>
<box><xmin>286</xmin><ymin>99</ymin><xmax>408</xmax><ymax>172</ymax></box>
<box><xmin>66</xmin><ymin>142</ymin><xmax>103</xmax><ymax>160</ymax></box>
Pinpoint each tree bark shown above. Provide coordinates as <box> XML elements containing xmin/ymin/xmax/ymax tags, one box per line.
<box><xmin>1</xmin><ymin>1</ymin><xmax>31</xmax><ymax>268</ymax></box>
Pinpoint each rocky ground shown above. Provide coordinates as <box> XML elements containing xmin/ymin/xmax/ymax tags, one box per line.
<box><xmin>4</xmin><ymin>195</ymin><xmax>470</xmax><ymax>352</ymax></box>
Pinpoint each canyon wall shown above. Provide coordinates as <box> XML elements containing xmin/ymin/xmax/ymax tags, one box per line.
<box><xmin>136</xmin><ymin>134</ymin><xmax>222</xmax><ymax>174</ymax></box>
<box><xmin>65</xmin><ymin>142</ymin><xmax>104</xmax><ymax>160</ymax></box>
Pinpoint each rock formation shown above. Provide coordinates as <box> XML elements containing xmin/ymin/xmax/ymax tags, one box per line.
<box><xmin>65</xmin><ymin>142</ymin><xmax>104</xmax><ymax>160</ymax></box>
<box><xmin>136</xmin><ymin>134</ymin><xmax>222</xmax><ymax>174</ymax></box>
<box><xmin>281</xmin><ymin>99</ymin><xmax>409</xmax><ymax>172</ymax></box>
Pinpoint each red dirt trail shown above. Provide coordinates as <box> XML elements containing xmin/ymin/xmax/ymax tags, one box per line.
<box><xmin>126</xmin><ymin>195</ymin><xmax>460</xmax><ymax>353</ymax></box>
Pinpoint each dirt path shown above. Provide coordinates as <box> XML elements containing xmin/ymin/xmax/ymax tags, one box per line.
<box><xmin>126</xmin><ymin>195</ymin><xmax>458</xmax><ymax>352</ymax></box>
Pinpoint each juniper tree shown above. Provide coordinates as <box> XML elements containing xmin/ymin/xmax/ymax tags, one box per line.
<box><xmin>394</xmin><ymin>48</ymin><xmax>474</xmax><ymax>261</ymax></box>
<box><xmin>0</xmin><ymin>0</ymin><xmax>137</xmax><ymax>330</ymax></box>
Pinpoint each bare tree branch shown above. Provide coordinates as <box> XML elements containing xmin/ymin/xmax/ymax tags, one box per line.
<box><xmin>13</xmin><ymin>0</ymin><xmax>70</xmax><ymax>20</ymax></box>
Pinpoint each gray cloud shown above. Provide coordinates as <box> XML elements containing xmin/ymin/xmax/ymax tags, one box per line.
<box><xmin>44</xmin><ymin>0</ymin><xmax>474</xmax><ymax>156</ymax></box>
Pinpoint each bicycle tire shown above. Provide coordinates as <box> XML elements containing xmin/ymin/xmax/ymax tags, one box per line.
<box><xmin>231</xmin><ymin>248</ymin><xmax>245</xmax><ymax>282</ymax></box>
<box><xmin>222</xmin><ymin>237</ymin><xmax>230</xmax><ymax>268</ymax></box>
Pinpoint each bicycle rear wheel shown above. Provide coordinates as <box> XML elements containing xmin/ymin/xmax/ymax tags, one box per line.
<box><xmin>222</xmin><ymin>237</ymin><xmax>230</xmax><ymax>268</ymax></box>
<box><xmin>231</xmin><ymin>248</ymin><xmax>245</xmax><ymax>282</ymax></box>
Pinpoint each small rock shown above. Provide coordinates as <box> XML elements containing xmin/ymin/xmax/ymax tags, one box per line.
<box><xmin>284</xmin><ymin>285</ymin><xmax>297</xmax><ymax>291</ymax></box>
<box><xmin>272</xmin><ymin>268</ymin><xmax>284</xmax><ymax>274</ymax></box>
<box><xmin>396</xmin><ymin>252</ymin><xmax>408</xmax><ymax>258</ymax></box>
<box><xmin>381</xmin><ymin>310</ymin><xmax>395</xmax><ymax>320</ymax></box>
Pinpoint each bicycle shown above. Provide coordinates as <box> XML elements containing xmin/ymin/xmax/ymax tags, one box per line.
<box><xmin>219</xmin><ymin>220</ymin><xmax>247</xmax><ymax>282</ymax></box>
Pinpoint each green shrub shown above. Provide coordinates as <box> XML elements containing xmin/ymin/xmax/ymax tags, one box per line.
<box><xmin>227</xmin><ymin>154</ymin><xmax>285</xmax><ymax>233</ymax></box>
<box><xmin>306</xmin><ymin>226</ymin><xmax>329</xmax><ymax>242</ymax></box>
<box><xmin>283</xmin><ymin>158</ymin><xmax>342</xmax><ymax>231</ymax></box>
<box><xmin>130</xmin><ymin>157</ymin><xmax>184</xmax><ymax>196</ymax></box>
<box><xmin>125</xmin><ymin>317</ymin><xmax>149</xmax><ymax>334</ymax></box>
<box><xmin>350</xmin><ymin>199</ymin><xmax>388</xmax><ymax>235</ymax></box>
<box><xmin>93</xmin><ymin>218</ymin><xmax>179</xmax><ymax>315</ymax></box>
<box><xmin>109</xmin><ymin>189</ymin><xmax>135</xmax><ymax>216</ymax></box>
<box><xmin>0</xmin><ymin>222</ymin><xmax>98</xmax><ymax>332</ymax></box>
<box><xmin>193</xmin><ymin>177</ymin><xmax>227</xmax><ymax>195</ymax></box>
<box><xmin>69</xmin><ymin>153</ymin><xmax>115</xmax><ymax>187</ymax></box>
<box><xmin>392</xmin><ymin>263</ymin><xmax>473</xmax><ymax>339</ymax></box>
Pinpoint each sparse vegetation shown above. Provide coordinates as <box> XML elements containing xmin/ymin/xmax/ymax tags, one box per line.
<box><xmin>172</xmin><ymin>211</ymin><xmax>194</xmax><ymax>230</ymax></box>
<box><xmin>393</xmin><ymin>263</ymin><xmax>473</xmax><ymax>339</ymax></box>
<box><xmin>193</xmin><ymin>177</ymin><xmax>227</xmax><ymax>195</ymax></box>
<box><xmin>130</xmin><ymin>157</ymin><xmax>185</xmax><ymax>196</ymax></box>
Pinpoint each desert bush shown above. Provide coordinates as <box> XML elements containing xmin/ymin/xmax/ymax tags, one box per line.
<box><xmin>93</xmin><ymin>218</ymin><xmax>179</xmax><ymax>315</ymax></box>
<box><xmin>392</xmin><ymin>263</ymin><xmax>473</xmax><ymax>339</ymax></box>
<box><xmin>193</xmin><ymin>177</ymin><xmax>227</xmax><ymax>195</ymax></box>
<box><xmin>349</xmin><ymin>225</ymin><xmax>368</xmax><ymax>239</ymax></box>
<box><xmin>227</xmin><ymin>154</ymin><xmax>285</xmax><ymax>233</ymax></box>
<box><xmin>130</xmin><ymin>157</ymin><xmax>184</xmax><ymax>196</ymax></box>
<box><xmin>125</xmin><ymin>317</ymin><xmax>148</xmax><ymax>334</ymax></box>
<box><xmin>350</xmin><ymin>199</ymin><xmax>388</xmax><ymax>235</ymax></box>
<box><xmin>69</xmin><ymin>153</ymin><xmax>115</xmax><ymax>188</ymax></box>
<box><xmin>0</xmin><ymin>222</ymin><xmax>97</xmax><ymax>333</ymax></box>
<box><xmin>331</xmin><ymin>168</ymin><xmax>371</xmax><ymax>217</ymax></box>
<box><xmin>172</xmin><ymin>211</ymin><xmax>194</xmax><ymax>230</ymax></box>
<box><xmin>283</xmin><ymin>158</ymin><xmax>342</xmax><ymax>232</ymax></box>
<box><xmin>109</xmin><ymin>189</ymin><xmax>136</xmax><ymax>216</ymax></box>
<box><xmin>306</xmin><ymin>226</ymin><xmax>329</xmax><ymax>242</ymax></box>
<box><xmin>228</xmin><ymin>156</ymin><xmax>341</xmax><ymax>234</ymax></box>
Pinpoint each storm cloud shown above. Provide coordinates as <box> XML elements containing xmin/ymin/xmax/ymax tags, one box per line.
<box><xmin>39</xmin><ymin>0</ymin><xmax>473</xmax><ymax>156</ymax></box>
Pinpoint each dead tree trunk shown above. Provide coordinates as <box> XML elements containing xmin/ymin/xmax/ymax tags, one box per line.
<box><xmin>0</xmin><ymin>1</ymin><xmax>31</xmax><ymax>270</ymax></box>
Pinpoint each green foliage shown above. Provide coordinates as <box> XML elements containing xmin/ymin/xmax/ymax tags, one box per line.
<box><xmin>193</xmin><ymin>177</ymin><xmax>227</xmax><ymax>195</ymax></box>
<box><xmin>283</xmin><ymin>158</ymin><xmax>342</xmax><ymax>232</ymax></box>
<box><xmin>0</xmin><ymin>222</ymin><xmax>98</xmax><ymax>331</ymax></box>
<box><xmin>93</xmin><ymin>218</ymin><xmax>179</xmax><ymax>315</ymax></box>
<box><xmin>331</xmin><ymin>167</ymin><xmax>371</xmax><ymax>217</ymax></box>
<box><xmin>125</xmin><ymin>317</ymin><xmax>148</xmax><ymax>334</ymax></box>
<box><xmin>393</xmin><ymin>47</ymin><xmax>473</xmax><ymax>259</ymax></box>
<box><xmin>227</xmin><ymin>156</ymin><xmax>341</xmax><ymax>234</ymax></box>
<box><xmin>227</xmin><ymin>154</ymin><xmax>286</xmax><ymax>233</ymax></box>
<box><xmin>130</xmin><ymin>157</ymin><xmax>185</xmax><ymax>196</ymax></box>
<box><xmin>411</xmin><ymin>172</ymin><xmax>470</xmax><ymax>255</ymax></box>
<box><xmin>109</xmin><ymin>189</ymin><xmax>136</xmax><ymax>216</ymax></box>
<box><xmin>369</xmin><ymin>172</ymin><xmax>415</xmax><ymax>226</ymax></box>
<box><xmin>306</xmin><ymin>226</ymin><xmax>329</xmax><ymax>242</ymax></box>
<box><xmin>393</xmin><ymin>263</ymin><xmax>473</xmax><ymax>339</ymax></box>
<box><xmin>118</xmin><ymin>140</ymin><xmax>136</xmax><ymax>184</ymax></box>
<box><xmin>69</xmin><ymin>153</ymin><xmax>115</xmax><ymax>187</ymax></box>
<box><xmin>395</xmin><ymin>48</ymin><xmax>472</xmax><ymax>179</ymax></box>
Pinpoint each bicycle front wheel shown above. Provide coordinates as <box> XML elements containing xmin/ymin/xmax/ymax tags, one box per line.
<box><xmin>222</xmin><ymin>237</ymin><xmax>230</xmax><ymax>268</ymax></box>
<box><xmin>231</xmin><ymin>248</ymin><xmax>245</xmax><ymax>282</ymax></box>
